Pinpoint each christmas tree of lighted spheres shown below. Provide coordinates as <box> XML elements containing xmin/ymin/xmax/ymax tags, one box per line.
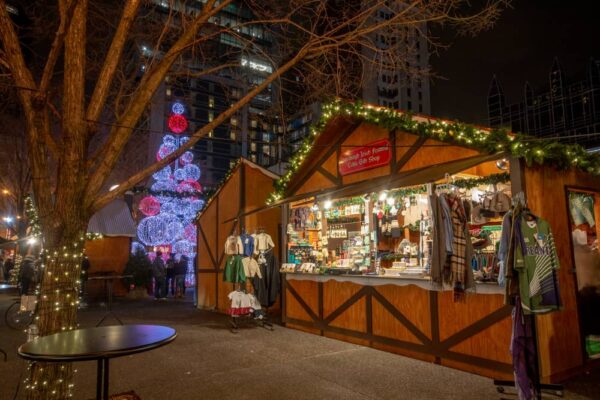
<box><xmin>137</xmin><ymin>102</ymin><xmax>203</xmax><ymax>284</ymax></box>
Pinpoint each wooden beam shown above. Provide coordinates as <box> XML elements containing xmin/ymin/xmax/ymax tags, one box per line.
<box><xmin>395</xmin><ymin>136</ymin><xmax>427</xmax><ymax>174</ymax></box>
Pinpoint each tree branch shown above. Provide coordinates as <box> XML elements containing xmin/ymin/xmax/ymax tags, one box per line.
<box><xmin>86</xmin><ymin>0</ymin><xmax>141</xmax><ymax>129</ymax></box>
<box><xmin>91</xmin><ymin>43</ymin><xmax>311</xmax><ymax>212</ymax></box>
<box><xmin>38</xmin><ymin>0</ymin><xmax>79</xmax><ymax>95</ymax></box>
<box><xmin>84</xmin><ymin>0</ymin><xmax>232</xmax><ymax>207</ymax></box>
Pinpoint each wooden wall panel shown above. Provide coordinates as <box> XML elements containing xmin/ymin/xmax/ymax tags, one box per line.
<box><xmin>295</xmin><ymin>171</ymin><xmax>336</xmax><ymax>197</ymax></box>
<box><xmin>341</xmin><ymin>123</ymin><xmax>391</xmax><ymax>185</ymax></box>
<box><xmin>438</xmin><ymin>292</ymin><xmax>506</xmax><ymax>341</ymax></box>
<box><xmin>286</xmin><ymin>279</ymin><xmax>319</xmax><ymax>320</ymax></box>
<box><xmin>196</xmin><ymin>272</ymin><xmax>217</xmax><ymax>310</ymax></box>
<box><xmin>323</xmin><ymin>280</ymin><xmax>361</xmax><ymax>312</ymax></box>
<box><xmin>372</xmin><ymin>285</ymin><xmax>431</xmax><ymax>343</ymax></box>
<box><xmin>394</xmin><ymin>131</ymin><xmax>420</xmax><ymax>163</ymax></box>
<box><xmin>399</xmin><ymin>139</ymin><xmax>480</xmax><ymax>173</ymax></box>
<box><xmin>328</xmin><ymin>298</ymin><xmax>367</xmax><ymax>332</ymax></box>
<box><xmin>197</xmin><ymin>202</ymin><xmax>217</xmax><ymax>270</ymax></box>
<box><xmin>217</xmin><ymin>278</ymin><xmax>235</xmax><ymax>312</ymax></box>
<box><xmin>322</xmin><ymin>153</ymin><xmax>339</xmax><ymax>177</ymax></box>
<box><xmin>525</xmin><ymin>165</ymin><xmax>600</xmax><ymax>381</ymax></box>
<box><xmin>85</xmin><ymin>237</ymin><xmax>130</xmax><ymax>296</ymax></box>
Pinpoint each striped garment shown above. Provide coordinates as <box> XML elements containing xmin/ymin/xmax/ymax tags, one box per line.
<box><xmin>447</xmin><ymin>194</ymin><xmax>468</xmax><ymax>301</ymax></box>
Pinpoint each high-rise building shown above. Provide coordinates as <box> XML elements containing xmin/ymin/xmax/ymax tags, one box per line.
<box><xmin>362</xmin><ymin>6</ymin><xmax>431</xmax><ymax>114</ymax></box>
<box><xmin>488</xmin><ymin>58</ymin><xmax>600</xmax><ymax>148</ymax></box>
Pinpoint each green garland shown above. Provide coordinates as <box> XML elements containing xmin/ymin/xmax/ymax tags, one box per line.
<box><xmin>267</xmin><ymin>99</ymin><xmax>600</xmax><ymax>204</ymax></box>
<box><xmin>332</xmin><ymin>197</ymin><xmax>364</xmax><ymax>207</ymax></box>
<box><xmin>25</xmin><ymin>195</ymin><xmax>103</xmax><ymax>242</ymax></box>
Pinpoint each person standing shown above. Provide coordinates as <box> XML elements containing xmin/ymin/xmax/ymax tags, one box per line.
<box><xmin>0</xmin><ymin>255</ymin><xmax>4</xmax><ymax>283</ymax></box>
<box><xmin>165</xmin><ymin>253</ymin><xmax>176</xmax><ymax>297</ymax></box>
<box><xmin>151</xmin><ymin>251</ymin><xmax>167</xmax><ymax>300</ymax></box>
<box><xmin>4</xmin><ymin>256</ymin><xmax>14</xmax><ymax>282</ymax></box>
<box><xmin>174</xmin><ymin>255</ymin><xmax>188</xmax><ymax>299</ymax></box>
<box><xmin>19</xmin><ymin>255</ymin><xmax>35</xmax><ymax>295</ymax></box>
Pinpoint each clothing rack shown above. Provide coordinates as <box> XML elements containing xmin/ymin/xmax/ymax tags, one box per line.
<box><xmin>229</xmin><ymin>280</ymin><xmax>274</xmax><ymax>334</ymax></box>
<box><xmin>494</xmin><ymin>192</ymin><xmax>563</xmax><ymax>399</ymax></box>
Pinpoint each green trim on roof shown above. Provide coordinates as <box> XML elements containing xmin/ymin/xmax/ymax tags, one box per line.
<box><xmin>266</xmin><ymin>100</ymin><xmax>600</xmax><ymax>204</ymax></box>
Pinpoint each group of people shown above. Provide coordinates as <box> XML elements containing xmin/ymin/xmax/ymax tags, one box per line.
<box><xmin>151</xmin><ymin>251</ymin><xmax>188</xmax><ymax>300</ymax></box>
<box><xmin>0</xmin><ymin>253</ymin><xmax>40</xmax><ymax>295</ymax></box>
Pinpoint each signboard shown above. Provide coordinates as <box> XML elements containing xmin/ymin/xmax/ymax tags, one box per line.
<box><xmin>338</xmin><ymin>139</ymin><xmax>391</xmax><ymax>176</ymax></box>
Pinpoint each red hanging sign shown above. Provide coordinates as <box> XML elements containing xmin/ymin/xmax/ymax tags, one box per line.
<box><xmin>338</xmin><ymin>139</ymin><xmax>391</xmax><ymax>176</ymax></box>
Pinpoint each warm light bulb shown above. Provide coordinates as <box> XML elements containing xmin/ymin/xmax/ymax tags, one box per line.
<box><xmin>324</xmin><ymin>200</ymin><xmax>332</xmax><ymax>209</ymax></box>
<box><xmin>378</xmin><ymin>192</ymin><xmax>387</xmax><ymax>201</ymax></box>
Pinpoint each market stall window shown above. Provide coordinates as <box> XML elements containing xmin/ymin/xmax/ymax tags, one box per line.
<box><xmin>284</xmin><ymin>174</ymin><xmax>512</xmax><ymax>294</ymax></box>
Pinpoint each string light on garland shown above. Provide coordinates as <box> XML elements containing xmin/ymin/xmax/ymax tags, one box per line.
<box><xmin>266</xmin><ymin>99</ymin><xmax>600</xmax><ymax>205</ymax></box>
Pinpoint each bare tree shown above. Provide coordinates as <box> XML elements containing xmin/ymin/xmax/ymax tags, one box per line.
<box><xmin>0</xmin><ymin>0</ymin><xmax>508</xmax><ymax>397</ymax></box>
<box><xmin>0</xmin><ymin>111</ymin><xmax>31</xmax><ymax>243</ymax></box>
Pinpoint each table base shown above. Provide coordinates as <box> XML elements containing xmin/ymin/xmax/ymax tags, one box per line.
<box><xmin>97</xmin><ymin>358</ymin><xmax>110</xmax><ymax>400</ymax></box>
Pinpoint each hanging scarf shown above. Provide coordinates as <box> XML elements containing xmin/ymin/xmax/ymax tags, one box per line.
<box><xmin>447</xmin><ymin>194</ymin><xmax>468</xmax><ymax>301</ymax></box>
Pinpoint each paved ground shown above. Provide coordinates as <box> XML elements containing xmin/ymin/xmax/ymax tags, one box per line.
<box><xmin>1</xmin><ymin>285</ymin><xmax>599</xmax><ymax>400</ymax></box>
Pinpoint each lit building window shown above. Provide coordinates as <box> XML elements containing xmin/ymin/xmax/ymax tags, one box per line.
<box><xmin>231</xmin><ymin>117</ymin><xmax>238</xmax><ymax>126</ymax></box>
<box><xmin>208</xmin><ymin>130</ymin><xmax>213</xmax><ymax>138</ymax></box>
<box><xmin>251</xmin><ymin>142</ymin><xmax>257</xmax><ymax>152</ymax></box>
<box><xmin>230</xmin><ymin>131</ymin><xmax>236</xmax><ymax>140</ymax></box>
<box><xmin>208</xmin><ymin>111</ymin><xmax>214</xmax><ymax>122</ymax></box>
<box><xmin>208</xmin><ymin>96</ymin><xmax>214</xmax><ymax>108</ymax></box>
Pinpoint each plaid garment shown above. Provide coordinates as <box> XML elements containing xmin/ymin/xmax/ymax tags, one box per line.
<box><xmin>447</xmin><ymin>194</ymin><xmax>468</xmax><ymax>301</ymax></box>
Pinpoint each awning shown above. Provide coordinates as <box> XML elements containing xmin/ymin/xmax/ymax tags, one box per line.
<box><xmin>87</xmin><ymin>199</ymin><xmax>137</xmax><ymax>237</ymax></box>
<box><xmin>225</xmin><ymin>152</ymin><xmax>507</xmax><ymax>222</ymax></box>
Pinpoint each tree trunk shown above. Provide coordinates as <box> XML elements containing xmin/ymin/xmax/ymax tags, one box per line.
<box><xmin>25</xmin><ymin>223</ymin><xmax>86</xmax><ymax>399</ymax></box>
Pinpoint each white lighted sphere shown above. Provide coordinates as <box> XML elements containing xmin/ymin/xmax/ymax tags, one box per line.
<box><xmin>162</xmin><ymin>134</ymin><xmax>176</xmax><ymax>146</ymax></box>
<box><xmin>179</xmin><ymin>136</ymin><xmax>190</xmax><ymax>146</ymax></box>
<box><xmin>152</xmin><ymin>166</ymin><xmax>172</xmax><ymax>181</ymax></box>
<box><xmin>137</xmin><ymin>216</ymin><xmax>167</xmax><ymax>246</ymax></box>
<box><xmin>179</xmin><ymin>151</ymin><xmax>194</xmax><ymax>165</ymax></box>
<box><xmin>183</xmin><ymin>164</ymin><xmax>201</xmax><ymax>181</ymax></box>
<box><xmin>174</xmin><ymin>168</ymin><xmax>186</xmax><ymax>181</ymax></box>
<box><xmin>171</xmin><ymin>102</ymin><xmax>185</xmax><ymax>115</ymax></box>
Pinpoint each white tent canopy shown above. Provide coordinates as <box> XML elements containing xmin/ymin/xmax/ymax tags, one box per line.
<box><xmin>87</xmin><ymin>199</ymin><xmax>136</xmax><ymax>237</ymax></box>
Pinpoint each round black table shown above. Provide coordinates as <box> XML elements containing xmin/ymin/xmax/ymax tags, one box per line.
<box><xmin>18</xmin><ymin>324</ymin><xmax>176</xmax><ymax>400</ymax></box>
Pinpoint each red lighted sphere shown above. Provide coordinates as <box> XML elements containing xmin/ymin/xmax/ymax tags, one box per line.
<box><xmin>168</xmin><ymin>114</ymin><xmax>188</xmax><ymax>134</ymax></box>
<box><xmin>139</xmin><ymin>196</ymin><xmax>161</xmax><ymax>216</ymax></box>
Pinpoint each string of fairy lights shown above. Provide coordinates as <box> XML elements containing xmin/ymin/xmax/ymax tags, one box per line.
<box><xmin>23</xmin><ymin>196</ymin><xmax>101</xmax><ymax>397</ymax></box>
<box><xmin>266</xmin><ymin>99</ymin><xmax>600</xmax><ymax>205</ymax></box>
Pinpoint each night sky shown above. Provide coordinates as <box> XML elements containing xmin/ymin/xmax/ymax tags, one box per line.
<box><xmin>430</xmin><ymin>0</ymin><xmax>600</xmax><ymax>125</ymax></box>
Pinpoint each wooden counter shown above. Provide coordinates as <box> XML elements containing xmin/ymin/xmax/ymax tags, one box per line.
<box><xmin>282</xmin><ymin>273</ymin><xmax>513</xmax><ymax>380</ymax></box>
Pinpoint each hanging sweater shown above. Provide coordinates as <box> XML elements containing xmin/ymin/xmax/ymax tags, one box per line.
<box><xmin>514</xmin><ymin>216</ymin><xmax>561</xmax><ymax>314</ymax></box>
